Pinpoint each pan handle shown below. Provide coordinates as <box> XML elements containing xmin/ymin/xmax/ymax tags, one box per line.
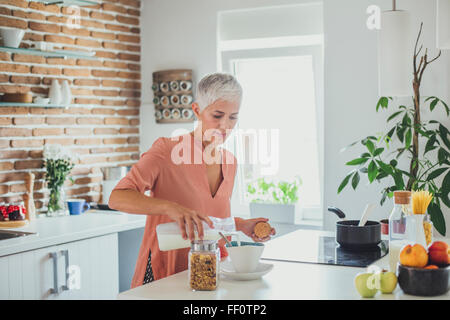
<box><xmin>327</xmin><ymin>206</ymin><xmax>346</xmax><ymax>220</ymax></box>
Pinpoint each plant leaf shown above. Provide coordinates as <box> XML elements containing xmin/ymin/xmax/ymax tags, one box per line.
<box><xmin>346</xmin><ymin>158</ymin><xmax>369</xmax><ymax>166</ymax></box>
<box><xmin>376</xmin><ymin>97</ymin><xmax>389</xmax><ymax>111</ymax></box>
<box><xmin>387</xmin><ymin>111</ymin><xmax>403</xmax><ymax>122</ymax></box>
<box><xmin>338</xmin><ymin>172</ymin><xmax>353</xmax><ymax>194</ymax></box>
<box><xmin>428</xmin><ymin>203</ymin><xmax>446</xmax><ymax>236</ymax></box>
<box><xmin>373</xmin><ymin>147</ymin><xmax>385</xmax><ymax>157</ymax></box>
<box><xmin>366</xmin><ymin>140</ymin><xmax>375</xmax><ymax>155</ymax></box>
<box><xmin>424</xmin><ymin>135</ymin><xmax>437</xmax><ymax>154</ymax></box>
<box><xmin>352</xmin><ymin>171</ymin><xmax>360</xmax><ymax>190</ymax></box>
<box><xmin>405</xmin><ymin>128</ymin><xmax>412</xmax><ymax>149</ymax></box>
<box><xmin>368</xmin><ymin>160</ymin><xmax>378</xmax><ymax>183</ymax></box>
<box><xmin>427</xmin><ymin>167</ymin><xmax>449</xmax><ymax>181</ymax></box>
<box><xmin>430</xmin><ymin>98</ymin><xmax>439</xmax><ymax>111</ymax></box>
<box><xmin>376</xmin><ymin>160</ymin><xmax>393</xmax><ymax>175</ymax></box>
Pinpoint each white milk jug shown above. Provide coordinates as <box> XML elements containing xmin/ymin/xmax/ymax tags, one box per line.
<box><xmin>156</xmin><ymin>216</ymin><xmax>239</xmax><ymax>251</ymax></box>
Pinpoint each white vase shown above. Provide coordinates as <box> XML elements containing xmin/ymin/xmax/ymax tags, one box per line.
<box><xmin>49</xmin><ymin>79</ymin><xmax>61</xmax><ymax>105</ymax></box>
<box><xmin>61</xmin><ymin>80</ymin><xmax>72</xmax><ymax>105</ymax></box>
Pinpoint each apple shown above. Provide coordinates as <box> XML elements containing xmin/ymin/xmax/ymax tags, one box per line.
<box><xmin>379</xmin><ymin>270</ymin><xmax>397</xmax><ymax>294</ymax></box>
<box><xmin>354</xmin><ymin>272</ymin><xmax>378</xmax><ymax>298</ymax></box>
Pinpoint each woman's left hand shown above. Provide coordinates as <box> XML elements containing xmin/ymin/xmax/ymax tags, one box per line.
<box><xmin>238</xmin><ymin>217</ymin><xmax>276</xmax><ymax>242</ymax></box>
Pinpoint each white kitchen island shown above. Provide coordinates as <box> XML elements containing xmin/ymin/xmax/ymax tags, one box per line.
<box><xmin>118</xmin><ymin>229</ymin><xmax>450</xmax><ymax>300</ymax></box>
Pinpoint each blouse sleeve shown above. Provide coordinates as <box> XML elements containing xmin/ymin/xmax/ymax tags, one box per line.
<box><xmin>113</xmin><ymin>137</ymin><xmax>166</xmax><ymax>194</ymax></box>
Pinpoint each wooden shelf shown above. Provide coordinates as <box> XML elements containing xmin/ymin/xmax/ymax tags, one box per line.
<box><xmin>0</xmin><ymin>46</ymin><xmax>97</xmax><ymax>60</ymax></box>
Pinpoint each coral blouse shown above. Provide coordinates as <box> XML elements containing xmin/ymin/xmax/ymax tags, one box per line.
<box><xmin>113</xmin><ymin>132</ymin><xmax>237</xmax><ymax>288</ymax></box>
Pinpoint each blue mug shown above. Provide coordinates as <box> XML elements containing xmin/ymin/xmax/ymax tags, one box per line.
<box><xmin>67</xmin><ymin>199</ymin><xmax>90</xmax><ymax>215</ymax></box>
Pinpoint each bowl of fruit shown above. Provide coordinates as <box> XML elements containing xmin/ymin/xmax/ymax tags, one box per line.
<box><xmin>397</xmin><ymin>241</ymin><xmax>449</xmax><ymax>296</ymax></box>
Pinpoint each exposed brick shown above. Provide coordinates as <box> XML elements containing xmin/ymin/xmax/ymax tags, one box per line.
<box><xmin>119</xmin><ymin>127</ymin><xmax>138</xmax><ymax>134</ymax></box>
<box><xmin>12</xmin><ymin>9</ymin><xmax>46</xmax><ymax>21</ymax></box>
<box><xmin>71</xmin><ymin>88</ymin><xmax>93</xmax><ymax>96</ymax></box>
<box><xmin>0</xmin><ymin>150</ymin><xmax>28</xmax><ymax>160</ymax></box>
<box><xmin>0</xmin><ymin>185</ymin><xmax>8</xmax><ymax>194</ymax></box>
<box><xmin>44</xmin><ymin>34</ymin><xmax>75</xmax><ymax>45</ymax></box>
<box><xmin>79</xmin><ymin>156</ymin><xmax>107</xmax><ymax>165</ymax></box>
<box><xmin>75</xmin><ymin>176</ymin><xmax>102</xmax><ymax>184</ymax></box>
<box><xmin>76</xmin><ymin>117</ymin><xmax>103</xmax><ymax>125</ymax></box>
<box><xmin>102</xmin><ymin>41</ymin><xmax>127</xmax><ymax>51</ymax></box>
<box><xmin>46</xmin><ymin>117</ymin><xmax>76</xmax><ymax>125</ymax></box>
<box><xmin>124</xmin><ymin>81</ymin><xmax>141</xmax><ymax>90</ymax></box>
<box><xmin>94</xmin><ymin>128</ymin><xmax>118</xmax><ymax>135</ymax></box>
<box><xmin>108</xmin><ymin>154</ymin><xmax>131</xmax><ymax>162</ymax></box>
<box><xmin>10</xmin><ymin>139</ymin><xmax>43</xmax><ymax>148</ymax></box>
<box><xmin>103</xmin><ymin>61</ymin><xmax>127</xmax><ymax>70</ymax></box>
<box><xmin>90</xmin><ymin>31</ymin><xmax>115</xmax><ymax>40</ymax></box>
<box><xmin>0</xmin><ymin>0</ymin><xmax>28</xmax><ymax>8</ymax></box>
<box><xmin>116</xmin><ymin>34</ymin><xmax>140</xmax><ymax>43</ymax></box>
<box><xmin>0</xmin><ymin>7</ymin><xmax>10</xmax><ymax>15</ymax></box>
<box><xmin>42</xmin><ymin>77</ymin><xmax>72</xmax><ymax>86</ymax></box>
<box><xmin>63</xmin><ymin>68</ymin><xmax>90</xmax><ymax>77</ymax></box>
<box><xmin>117</xmin><ymin>53</ymin><xmax>140</xmax><ymax>62</ymax></box>
<box><xmin>101</xmin><ymin>79</ymin><xmax>126</xmax><ymax>88</ymax></box>
<box><xmin>80</xmin><ymin>19</ymin><xmax>104</xmax><ymax>29</ymax></box>
<box><xmin>13</xmin><ymin>117</ymin><xmax>45</xmax><ymax>125</ymax></box>
<box><xmin>0</xmin><ymin>117</ymin><xmax>11</xmax><ymax>125</ymax></box>
<box><xmin>12</xmin><ymin>53</ymin><xmax>45</xmax><ymax>64</ymax></box>
<box><xmin>93</xmin><ymin>89</ymin><xmax>119</xmax><ymax>97</ymax></box>
<box><xmin>0</xmin><ymin>128</ymin><xmax>31</xmax><ymax>137</ymax></box>
<box><xmin>75</xmin><ymin>98</ymin><xmax>102</xmax><ymax>105</ymax></box>
<box><xmin>73</xmin><ymin>79</ymin><xmax>101</xmax><ymax>87</ymax></box>
<box><xmin>61</xmin><ymin>26</ymin><xmax>90</xmax><ymax>37</ymax></box>
<box><xmin>9</xmin><ymin>183</ymin><xmax>26</xmax><ymax>193</ymax></box>
<box><xmin>32</xmin><ymin>128</ymin><xmax>64</xmax><ymax>136</ymax></box>
<box><xmin>0</xmin><ymin>161</ymin><xmax>13</xmax><ymax>171</ymax></box>
<box><xmin>61</xmin><ymin>6</ymin><xmax>88</xmax><ymax>16</ymax></box>
<box><xmin>66</xmin><ymin>186</ymin><xmax>92</xmax><ymax>195</ymax></box>
<box><xmin>91</xmin><ymin>69</ymin><xmax>117</xmax><ymax>78</ymax></box>
<box><xmin>65</xmin><ymin>128</ymin><xmax>92</xmax><ymax>136</ymax></box>
<box><xmin>0</xmin><ymin>63</ymin><xmax>30</xmax><ymax>73</ymax></box>
<box><xmin>0</xmin><ymin>52</ymin><xmax>10</xmax><ymax>61</ymax></box>
<box><xmin>103</xmin><ymin>137</ymin><xmax>127</xmax><ymax>144</ymax></box>
<box><xmin>91</xmin><ymin>108</ymin><xmax>115</xmax><ymax>115</ymax></box>
<box><xmin>130</xmin><ymin>118</ymin><xmax>139</xmax><ymax>125</ymax></box>
<box><xmin>127</xmin><ymin>8</ymin><xmax>140</xmax><ymax>16</ymax></box>
<box><xmin>0</xmin><ymin>139</ymin><xmax>9</xmax><ymax>148</ymax></box>
<box><xmin>117</xmin><ymin>71</ymin><xmax>140</xmax><ymax>79</ymax></box>
<box><xmin>105</xmin><ymin>23</ymin><xmax>129</xmax><ymax>32</ymax></box>
<box><xmin>90</xmin><ymin>11</ymin><xmax>114</xmax><ymax>21</ymax></box>
<box><xmin>46</xmin><ymin>15</ymin><xmax>69</xmax><ymax>24</ymax></box>
<box><xmin>46</xmin><ymin>58</ymin><xmax>76</xmax><ymax>66</ymax></box>
<box><xmin>0</xmin><ymin>85</ymin><xmax>30</xmax><ymax>93</ymax></box>
<box><xmin>75</xmin><ymin>138</ymin><xmax>102</xmax><ymax>145</ymax></box>
<box><xmin>0</xmin><ymin>16</ymin><xmax>27</xmax><ymax>29</ymax></box>
<box><xmin>101</xmin><ymin>99</ymin><xmax>124</xmax><ymax>106</ymax></box>
<box><xmin>128</xmin><ymin>136</ymin><xmax>139</xmax><ymax>144</ymax></box>
<box><xmin>116</xmin><ymin>15</ymin><xmax>139</xmax><ymax>25</ymax></box>
<box><xmin>119</xmin><ymin>90</ymin><xmax>140</xmax><ymax>98</ymax></box>
<box><xmin>31</xmin><ymin>66</ymin><xmax>61</xmax><ymax>75</ymax></box>
<box><xmin>95</xmin><ymin>51</ymin><xmax>117</xmax><ymax>59</ymax></box>
<box><xmin>126</xmin><ymin>45</ymin><xmax>140</xmax><ymax>52</ymax></box>
<box><xmin>90</xmin><ymin>147</ymin><xmax>114</xmax><ymax>154</ymax></box>
<box><xmin>10</xmin><ymin>75</ymin><xmax>41</xmax><ymax>85</ymax></box>
<box><xmin>126</xmin><ymin>100</ymin><xmax>140</xmax><ymax>107</ymax></box>
<box><xmin>117</xmin><ymin>108</ymin><xmax>139</xmax><ymax>116</ymax></box>
<box><xmin>28</xmin><ymin>2</ymin><xmax>60</xmax><ymax>14</ymax></box>
<box><xmin>29</xmin><ymin>21</ymin><xmax>60</xmax><ymax>34</ymax></box>
<box><xmin>75</xmin><ymin>38</ymin><xmax>102</xmax><ymax>48</ymax></box>
<box><xmin>28</xmin><ymin>150</ymin><xmax>43</xmax><ymax>158</ymax></box>
<box><xmin>63</xmin><ymin>107</ymin><xmax>91</xmax><ymax>115</ymax></box>
<box><xmin>115</xmin><ymin>146</ymin><xmax>139</xmax><ymax>153</ymax></box>
<box><xmin>14</xmin><ymin>160</ymin><xmax>44</xmax><ymax>170</ymax></box>
<box><xmin>44</xmin><ymin>138</ymin><xmax>74</xmax><ymax>145</ymax></box>
<box><xmin>30</xmin><ymin>107</ymin><xmax>63</xmax><ymax>115</ymax></box>
<box><xmin>118</xmin><ymin>0</ymin><xmax>140</xmax><ymax>8</ymax></box>
<box><xmin>130</xmin><ymin>27</ymin><xmax>140</xmax><ymax>34</ymax></box>
<box><xmin>102</xmin><ymin>2</ymin><xmax>127</xmax><ymax>13</ymax></box>
<box><xmin>127</xmin><ymin>63</ymin><xmax>141</xmax><ymax>72</ymax></box>
<box><xmin>76</xmin><ymin>59</ymin><xmax>103</xmax><ymax>67</ymax></box>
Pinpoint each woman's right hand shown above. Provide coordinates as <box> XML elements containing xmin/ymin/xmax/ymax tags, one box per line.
<box><xmin>164</xmin><ymin>202</ymin><xmax>214</xmax><ymax>241</ymax></box>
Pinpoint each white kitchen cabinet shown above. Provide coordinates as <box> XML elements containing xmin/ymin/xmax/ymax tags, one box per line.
<box><xmin>0</xmin><ymin>233</ymin><xmax>118</xmax><ymax>300</ymax></box>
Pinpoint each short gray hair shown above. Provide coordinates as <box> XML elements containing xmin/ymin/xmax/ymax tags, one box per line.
<box><xmin>195</xmin><ymin>73</ymin><xmax>243</xmax><ymax>112</ymax></box>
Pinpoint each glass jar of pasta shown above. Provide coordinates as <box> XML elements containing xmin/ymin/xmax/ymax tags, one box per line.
<box><xmin>188</xmin><ymin>240</ymin><xmax>219</xmax><ymax>291</ymax></box>
<box><xmin>423</xmin><ymin>213</ymin><xmax>433</xmax><ymax>247</ymax></box>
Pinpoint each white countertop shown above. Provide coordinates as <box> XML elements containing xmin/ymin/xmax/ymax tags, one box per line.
<box><xmin>0</xmin><ymin>210</ymin><xmax>146</xmax><ymax>257</ymax></box>
<box><xmin>118</xmin><ymin>229</ymin><xmax>450</xmax><ymax>300</ymax></box>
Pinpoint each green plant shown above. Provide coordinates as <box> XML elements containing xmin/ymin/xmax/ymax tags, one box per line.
<box><xmin>337</xmin><ymin>23</ymin><xmax>449</xmax><ymax>236</ymax></box>
<box><xmin>246</xmin><ymin>176</ymin><xmax>301</xmax><ymax>204</ymax></box>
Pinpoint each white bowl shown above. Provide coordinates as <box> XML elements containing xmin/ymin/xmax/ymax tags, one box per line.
<box><xmin>226</xmin><ymin>241</ymin><xmax>265</xmax><ymax>273</ymax></box>
<box><xmin>0</xmin><ymin>27</ymin><xmax>25</xmax><ymax>48</ymax></box>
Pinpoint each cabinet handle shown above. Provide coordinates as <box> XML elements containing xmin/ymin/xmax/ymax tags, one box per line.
<box><xmin>49</xmin><ymin>252</ymin><xmax>60</xmax><ymax>294</ymax></box>
<box><xmin>61</xmin><ymin>249</ymin><xmax>69</xmax><ymax>291</ymax></box>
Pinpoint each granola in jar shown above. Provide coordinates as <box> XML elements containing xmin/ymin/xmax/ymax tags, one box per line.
<box><xmin>189</xmin><ymin>240</ymin><xmax>219</xmax><ymax>291</ymax></box>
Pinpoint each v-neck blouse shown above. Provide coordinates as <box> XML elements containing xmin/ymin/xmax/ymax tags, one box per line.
<box><xmin>113</xmin><ymin>133</ymin><xmax>237</xmax><ymax>288</ymax></box>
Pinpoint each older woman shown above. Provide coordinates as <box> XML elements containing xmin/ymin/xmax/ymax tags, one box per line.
<box><xmin>109</xmin><ymin>73</ymin><xmax>275</xmax><ymax>288</ymax></box>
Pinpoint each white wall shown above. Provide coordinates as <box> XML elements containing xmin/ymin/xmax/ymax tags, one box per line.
<box><xmin>140</xmin><ymin>0</ymin><xmax>450</xmax><ymax>234</ymax></box>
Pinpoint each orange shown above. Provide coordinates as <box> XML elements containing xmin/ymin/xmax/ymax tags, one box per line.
<box><xmin>399</xmin><ymin>244</ymin><xmax>428</xmax><ymax>268</ymax></box>
<box><xmin>428</xmin><ymin>241</ymin><xmax>450</xmax><ymax>266</ymax></box>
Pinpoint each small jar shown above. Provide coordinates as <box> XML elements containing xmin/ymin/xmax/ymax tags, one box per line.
<box><xmin>188</xmin><ymin>240</ymin><xmax>219</xmax><ymax>291</ymax></box>
<box><xmin>423</xmin><ymin>213</ymin><xmax>433</xmax><ymax>247</ymax></box>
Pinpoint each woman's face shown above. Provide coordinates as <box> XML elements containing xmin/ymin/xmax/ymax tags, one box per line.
<box><xmin>192</xmin><ymin>99</ymin><xmax>240</xmax><ymax>143</ymax></box>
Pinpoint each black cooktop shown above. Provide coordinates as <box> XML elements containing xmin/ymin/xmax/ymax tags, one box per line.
<box><xmin>261</xmin><ymin>230</ymin><xmax>388</xmax><ymax>268</ymax></box>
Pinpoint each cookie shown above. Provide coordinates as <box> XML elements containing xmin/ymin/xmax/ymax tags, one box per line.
<box><xmin>254</xmin><ymin>221</ymin><xmax>272</xmax><ymax>239</ymax></box>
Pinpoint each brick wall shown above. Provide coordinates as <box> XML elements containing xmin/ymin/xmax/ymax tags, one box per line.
<box><xmin>0</xmin><ymin>0</ymin><xmax>141</xmax><ymax>212</ymax></box>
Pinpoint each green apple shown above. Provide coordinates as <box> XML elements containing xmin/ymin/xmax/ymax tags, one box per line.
<box><xmin>354</xmin><ymin>273</ymin><xmax>378</xmax><ymax>298</ymax></box>
<box><xmin>379</xmin><ymin>270</ymin><xmax>397</xmax><ymax>294</ymax></box>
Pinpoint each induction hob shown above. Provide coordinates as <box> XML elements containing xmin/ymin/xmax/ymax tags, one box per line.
<box><xmin>261</xmin><ymin>229</ymin><xmax>388</xmax><ymax>268</ymax></box>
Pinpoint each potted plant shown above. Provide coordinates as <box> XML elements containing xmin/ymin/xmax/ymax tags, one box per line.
<box><xmin>246</xmin><ymin>176</ymin><xmax>301</xmax><ymax>224</ymax></box>
<box><xmin>43</xmin><ymin>145</ymin><xmax>75</xmax><ymax>217</ymax></box>
<box><xmin>337</xmin><ymin>23</ymin><xmax>449</xmax><ymax>236</ymax></box>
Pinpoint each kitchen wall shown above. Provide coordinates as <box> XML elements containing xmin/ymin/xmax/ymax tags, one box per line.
<box><xmin>141</xmin><ymin>0</ymin><xmax>450</xmax><ymax>232</ymax></box>
<box><xmin>0</xmin><ymin>0</ymin><xmax>141</xmax><ymax>212</ymax></box>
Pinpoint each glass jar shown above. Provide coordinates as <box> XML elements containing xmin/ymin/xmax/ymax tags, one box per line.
<box><xmin>47</xmin><ymin>185</ymin><xmax>68</xmax><ymax>217</ymax></box>
<box><xmin>388</xmin><ymin>191</ymin><xmax>411</xmax><ymax>273</ymax></box>
<box><xmin>423</xmin><ymin>213</ymin><xmax>433</xmax><ymax>247</ymax></box>
<box><xmin>188</xmin><ymin>240</ymin><xmax>219</xmax><ymax>291</ymax></box>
